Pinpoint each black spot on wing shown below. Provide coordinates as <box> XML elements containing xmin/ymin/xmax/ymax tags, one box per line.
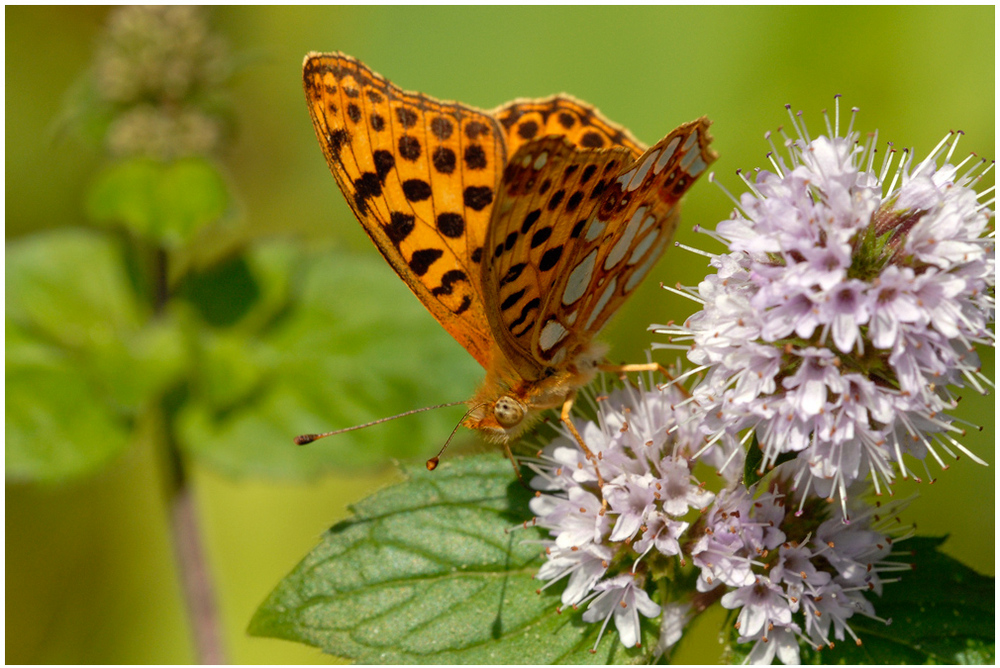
<box><xmin>454</xmin><ymin>295</ymin><xmax>471</xmax><ymax>315</ymax></box>
<box><xmin>398</xmin><ymin>135</ymin><xmax>421</xmax><ymax>161</ymax></box>
<box><xmin>431</xmin><ymin>116</ymin><xmax>453</xmax><ymax>140</ymax></box>
<box><xmin>510</xmin><ymin>297</ymin><xmax>540</xmax><ymax>335</ymax></box>
<box><xmin>436</xmin><ymin>213</ymin><xmax>465</xmax><ymax>238</ymax></box>
<box><xmin>501</xmin><ymin>288</ymin><xmax>525</xmax><ymax>311</ymax></box>
<box><xmin>431</xmin><ymin>269</ymin><xmax>468</xmax><ymax>296</ymax></box>
<box><xmin>547</xmin><ymin>189</ymin><xmax>566</xmax><ymax>210</ymax></box>
<box><xmin>403</xmin><ymin>179</ymin><xmax>432</xmax><ymax>202</ymax></box>
<box><xmin>385</xmin><ymin>212</ymin><xmax>415</xmax><ymax>245</ymax></box>
<box><xmin>464</xmin><ymin>186</ymin><xmax>493</xmax><ymax>211</ymax></box>
<box><xmin>566</xmin><ymin>191</ymin><xmax>584</xmax><ymax>212</ymax></box>
<box><xmin>581</xmin><ymin>131</ymin><xmax>604</xmax><ymax>148</ymax></box>
<box><xmin>396</xmin><ymin>106</ymin><xmax>418</xmax><ymax>128</ymax></box>
<box><xmin>409</xmin><ymin>248</ymin><xmax>443</xmax><ymax>276</ymax></box>
<box><xmin>465</xmin><ymin>121</ymin><xmax>490</xmax><ymax>140</ymax></box>
<box><xmin>521</xmin><ymin>209</ymin><xmax>541</xmax><ymax>234</ymax></box>
<box><xmin>464</xmin><ymin>145</ymin><xmax>487</xmax><ymax>170</ymax></box>
<box><xmin>530</xmin><ymin>226</ymin><xmax>552</xmax><ymax>249</ymax></box>
<box><xmin>353</xmin><ymin>172</ymin><xmax>382</xmax><ymax>213</ymax></box>
<box><xmin>499</xmin><ymin>262</ymin><xmax>526</xmax><ymax>287</ymax></box>
<box><xmin>326</xmin><ymin>129</ymin><xmax>349</xmax><ymax>157</ymax></box>
<box><xmin>373</xmin><ymin>150</ymin><xmax>395</xmax><ymax>183</ymax></box>
<box><xmin>518</xmin><ymin>120</ymin><xmax>539</xmax><ymax>139</ymax></box>
<box><xmin>433</xmin><ymin>147</ymin><xmax>456</xmax><ymax>174</ymax></box>
<box><xmin>539</xmin><ymin>246</ymin><xmax>563</xmax><ymax>271</ymax></box>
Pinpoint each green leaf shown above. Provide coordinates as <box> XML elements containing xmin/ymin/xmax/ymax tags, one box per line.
<box><xmin>176</xmin><ymin>245</ymin><xmax>482</xmax><ymax>479</ymax></box>
<box><xmin>6</xmin><ymin>320</ymin><xmax>132</xmax><ymax>482</ymax></box>
<box><xmin>6</xmin><ymin>228</ymin><xmax>145</xmax><ymax>348</ymax></box>
<box><xmin>249</xmin><ymin>454</ymin><xmax>656</xmax><ymax>663</ymax></box>
<box><xmin>86</xmin><ymin>157</ymin><xmax>229</xmax><ymax>247</ymax></box>
<box><xmin>743</xmin><ymin>434</ymin><xmax>764</xmax><ymax>486</ymax></box>
<box><xmin>743</xmin><ymin>433</ymin><xmax>797</xmax><ymax>488</ymax></box>
<box><xmin>6</xmin><ymin>229</ymin><xmax>188</xmax><ymax>481</ymax></box>
<box><xmin>799</xmin><ymin>536</ymin><xmax>994</xmax><ymax>664</ymax></box>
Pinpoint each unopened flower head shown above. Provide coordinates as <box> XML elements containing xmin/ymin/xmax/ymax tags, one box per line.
<box><xmin>657</xmin><ymin>98</ymin><xmax>995</xmax><ymax>511</ymax></box>
<box><xmin>92</xmin><ymin>6</ymin><xmax>232</xmax><ymax>159</ymax></box>
<box><xmin>95</xmin><ymin>6</ymin><xmax>230</xmax><ymax>106</ymax></box>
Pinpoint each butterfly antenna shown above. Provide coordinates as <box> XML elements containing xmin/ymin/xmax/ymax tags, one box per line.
<box><xmin>294</xmin><ymin>400</ymin><xmax>467</xmax><ymax>446</ymax></box>
<box><xmin>426</xmin><ymin>403</ymin><xmax>486</xmax><ymax>471</ymax></box>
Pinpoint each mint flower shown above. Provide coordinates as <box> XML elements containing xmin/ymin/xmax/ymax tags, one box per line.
<box><xmin>526</xmin><ymin>379</ymin><xmax>729</xmax><ymax>651</ymax></box>
<box><xmin>657</xmin><ymin>99</ymin><xmax>995</xmax><ymax>511</ymax></box>
<box><xmin>701</xmin><ymin>470</ymin><xmax>910</xmax><ymax>664</ymax></box>
<box><xmin>525</xmin><ymin>377</ymin><xmax>911</xmax><ymax>662</ymax></box>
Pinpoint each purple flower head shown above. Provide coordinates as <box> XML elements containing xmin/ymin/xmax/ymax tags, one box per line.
<box><xmin>658</xmin><ymin>99</ymin><xmax>995</xmax><ymax>510</ymax></box>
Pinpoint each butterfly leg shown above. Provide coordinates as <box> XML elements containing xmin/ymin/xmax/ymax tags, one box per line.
<box><xmin>500</xmin><ymin>439</ymin><xmax>526</xmax><ymax>486</ymax></box>
<box><xmin>599</xmin><ymin>361</ymin><xmax>671</xmax><ymax>378</ymax></box>
<box><xmin>560</xmin><ymin>392</ymin><xmax>608</xmax><ymax>510</ymax></box>
<box><xmin>598</xmin><ymin>361</ymin><xmax>695</xmax><ymax>395</ymax></box>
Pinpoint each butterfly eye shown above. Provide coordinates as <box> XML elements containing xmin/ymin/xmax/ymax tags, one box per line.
<box><xmin>493</xmin><ymin>396</ymin><xmax>526</xmax><ymax>428</ymax></box>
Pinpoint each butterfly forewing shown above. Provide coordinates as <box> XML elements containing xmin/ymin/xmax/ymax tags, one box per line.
<box><xmin>303</xmin><ymin>52</ymin><xmax>503</xmax><ymax>368</ymax></box>
<box><xmin>493</xmin><ymin>95</ymin><xmax>647</xmax><ymax>158</ymax></box>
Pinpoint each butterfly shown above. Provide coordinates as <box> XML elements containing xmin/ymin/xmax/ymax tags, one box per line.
<box><xmin>301</xmin><ymin>52</ymin><xmax>716</xmax><ymax>476</ymax></box>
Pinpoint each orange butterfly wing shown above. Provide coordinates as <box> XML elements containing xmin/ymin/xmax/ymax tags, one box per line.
<box><xmin>303</xmin><ymin>52</ymin><xmax>502</xmax><ymax>369</ymax></box>
<box><xmin>483</xmin><ymin>119</ymin><xmax>717</xmax><ymax>372</ymax></box>
<box><xmin>492</xmin><ymin>95</ymin><xmax>647</xmax><ymax>157</ymax></box>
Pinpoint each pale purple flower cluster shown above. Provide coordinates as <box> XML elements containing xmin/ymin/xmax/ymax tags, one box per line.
<box><xmin>527</xmin><ymin>380</ymin><xmax>725</xmax><ymax>653</ymax></box>
<box><xmin>698</xmin><ymin>473</ymin><xmax>909</xmax><ymax>664</ymax></box>
<box><xmin>526</xmin><ymin>381</ymin><xmax>910</xmax><ymax>663</ymax></box>
<box><xmin>658</xmin><ymin>101</ymin><xmax>995</xmax><ymax>510</ymax></box>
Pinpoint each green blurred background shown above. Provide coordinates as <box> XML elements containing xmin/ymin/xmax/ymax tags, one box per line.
<box><xmin>7</xmin><ymin>6</ymin><xmax>994</xmax><ymax>664</ymax></box>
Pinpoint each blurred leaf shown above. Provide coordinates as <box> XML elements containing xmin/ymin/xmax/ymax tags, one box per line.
<box><xmin>88</xmin><ymin>318</ymin><xmax>188</xmax><ymax>408</ymax></box>
<box><xmin>176</xmin><ymin>244</ymin><xmax>482</xmax><ymax>479</ymax></box>
<box><xmin>176</xmin><ymin>253</ymin><xmax>261</xmax><ymax>327</ymax></box>
<box><xmin>6</xmin><ymin>229</ymin><xmax>189</xmax><ymax>482</ymax></box>
<box><xmin>249</xmin><ymin>454</ymin><xmax>656</xmax><ymax>663</ymax></box>
<box><xmin>799</xmin><ymin>536</ymin><xmax>994</xmax><ymax>664</ymax></box>
<box><xmin>6</xmin><ymin>228</ymin><xmax>144</xmax><ymax>348</ymax></box>
<box><xmin>86</xmin><ymin>157</ymin><xmax>229</xmax><ymax>248</ymax></box>
<box><xmin>6</xmin><ymin>320</ymin><xmax>132</xmax><ymax>482</ymax></box>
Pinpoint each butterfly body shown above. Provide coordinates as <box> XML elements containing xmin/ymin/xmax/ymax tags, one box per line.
<box><xmin>302</xmin><ymin>52</ymin><xmax>716</xmax><ymax>454</ymax></box>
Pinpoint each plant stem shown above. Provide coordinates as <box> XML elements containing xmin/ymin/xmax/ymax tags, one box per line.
<box><xmin>171</xmin><ymin>483</ymin><xmax>228</xmax><ymax>664</ymax></box>
<box><xmin>149</xmin><ymin>243</ymin><xmax>226</xmax><ymax>663</ymax></box>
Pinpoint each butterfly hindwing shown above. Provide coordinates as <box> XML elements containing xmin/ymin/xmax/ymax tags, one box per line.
<box><xmin>539</xmin><ymin>118</ymin><xmax>717</xmax><ymax>363</ymax></box>
<box><xmin>482</xmin><ymin>136</ymin><xmax>635</xmax><ymax>378</ymax></box>
<box><xmin>493</xmin><ymin>95</ymin><xmax>647</xmax><ymax>159</ymax></box>
<box><xmin>484</xmin><ymin>119</ymin><xmax>716</xmax><ymax>370</ymax></box>
<box><xmin>303</xmin><ymin>52</ymin><xmax>503</xmax><ymax>369</ymax></box>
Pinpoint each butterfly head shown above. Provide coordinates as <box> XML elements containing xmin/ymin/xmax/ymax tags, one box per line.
<box><xmin>464</xmin><ymin>393</ymin><xmax>536</xmax><ymax>442</ymax></box>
